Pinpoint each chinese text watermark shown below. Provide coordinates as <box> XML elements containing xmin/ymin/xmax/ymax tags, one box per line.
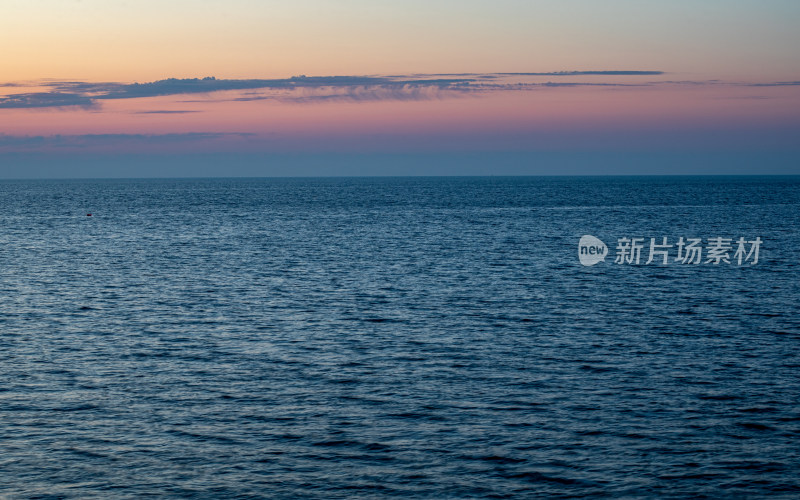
<box><xmin>579</xmin><ymin>235</ymin><xmax>762</xmax><ymax>267</ymax></box>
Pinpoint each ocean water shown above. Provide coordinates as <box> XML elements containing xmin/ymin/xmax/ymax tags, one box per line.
<box><xmin>1</xmin><ymin>176</ymin><xmax>799</xmax><ymax>498</ymax></box>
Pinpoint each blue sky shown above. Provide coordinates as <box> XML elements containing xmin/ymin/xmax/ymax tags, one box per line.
<box><xmin>1</xmin><ymin>0</ymin><xmax>799</xmax><ymax>176</ymax></box>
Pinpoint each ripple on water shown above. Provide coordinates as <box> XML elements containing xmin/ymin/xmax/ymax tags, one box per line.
<box><xmin>1</xmin><ymin>177</ymin><xmax>799</xmax><ymax>498</ymax></box>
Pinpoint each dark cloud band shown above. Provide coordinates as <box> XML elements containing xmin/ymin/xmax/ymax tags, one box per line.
<box><xmin>0</xmin><ymin>71</ymin><xmax>665</xmax><ymax>109</ymax></box>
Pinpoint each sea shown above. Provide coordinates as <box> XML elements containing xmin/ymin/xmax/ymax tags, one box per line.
<box><xmin>1</xmin><ymin>176</ymin><xmax>799</xmax><ymax>498</ymax></box>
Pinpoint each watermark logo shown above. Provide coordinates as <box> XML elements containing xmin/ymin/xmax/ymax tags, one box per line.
<box><xmin>578</xmin><ymin>235</ymin><xmax>608</xmax><ymax>266</ymax></box>
<box><xmin>579</xmin><ymin>236</ymin><xmax>762</xmax><ymax>266</ymax></box>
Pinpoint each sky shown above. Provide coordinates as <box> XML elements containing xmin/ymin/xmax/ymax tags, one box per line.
<box><xmin>1</xmin><ymin>0</ymin><xmax>799</xmax><ymax>177</ymax></box>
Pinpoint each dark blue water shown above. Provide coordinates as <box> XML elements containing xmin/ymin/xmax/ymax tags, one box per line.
<box><xmin>1</xmin><ymin>176</ymin><xmax>799</xmax><ymax>498</ymax></box>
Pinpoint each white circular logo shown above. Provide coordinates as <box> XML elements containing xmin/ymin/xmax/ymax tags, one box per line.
<box><xmin>578</xmin><ymin>235</ymin><xmax>607</xmax><ymax>266</ymax></box>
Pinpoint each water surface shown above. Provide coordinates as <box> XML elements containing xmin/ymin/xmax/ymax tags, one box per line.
<box><xmin>1</xmin><ymin>176</ymin><xmax>799</xmax><ymax>498</ymax></box>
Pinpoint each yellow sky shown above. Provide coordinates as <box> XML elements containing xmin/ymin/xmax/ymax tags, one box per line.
<box><xmin>3</xmin><ymin>0</ymin><xmax>799</xmax><ymax>82</ymax></box>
